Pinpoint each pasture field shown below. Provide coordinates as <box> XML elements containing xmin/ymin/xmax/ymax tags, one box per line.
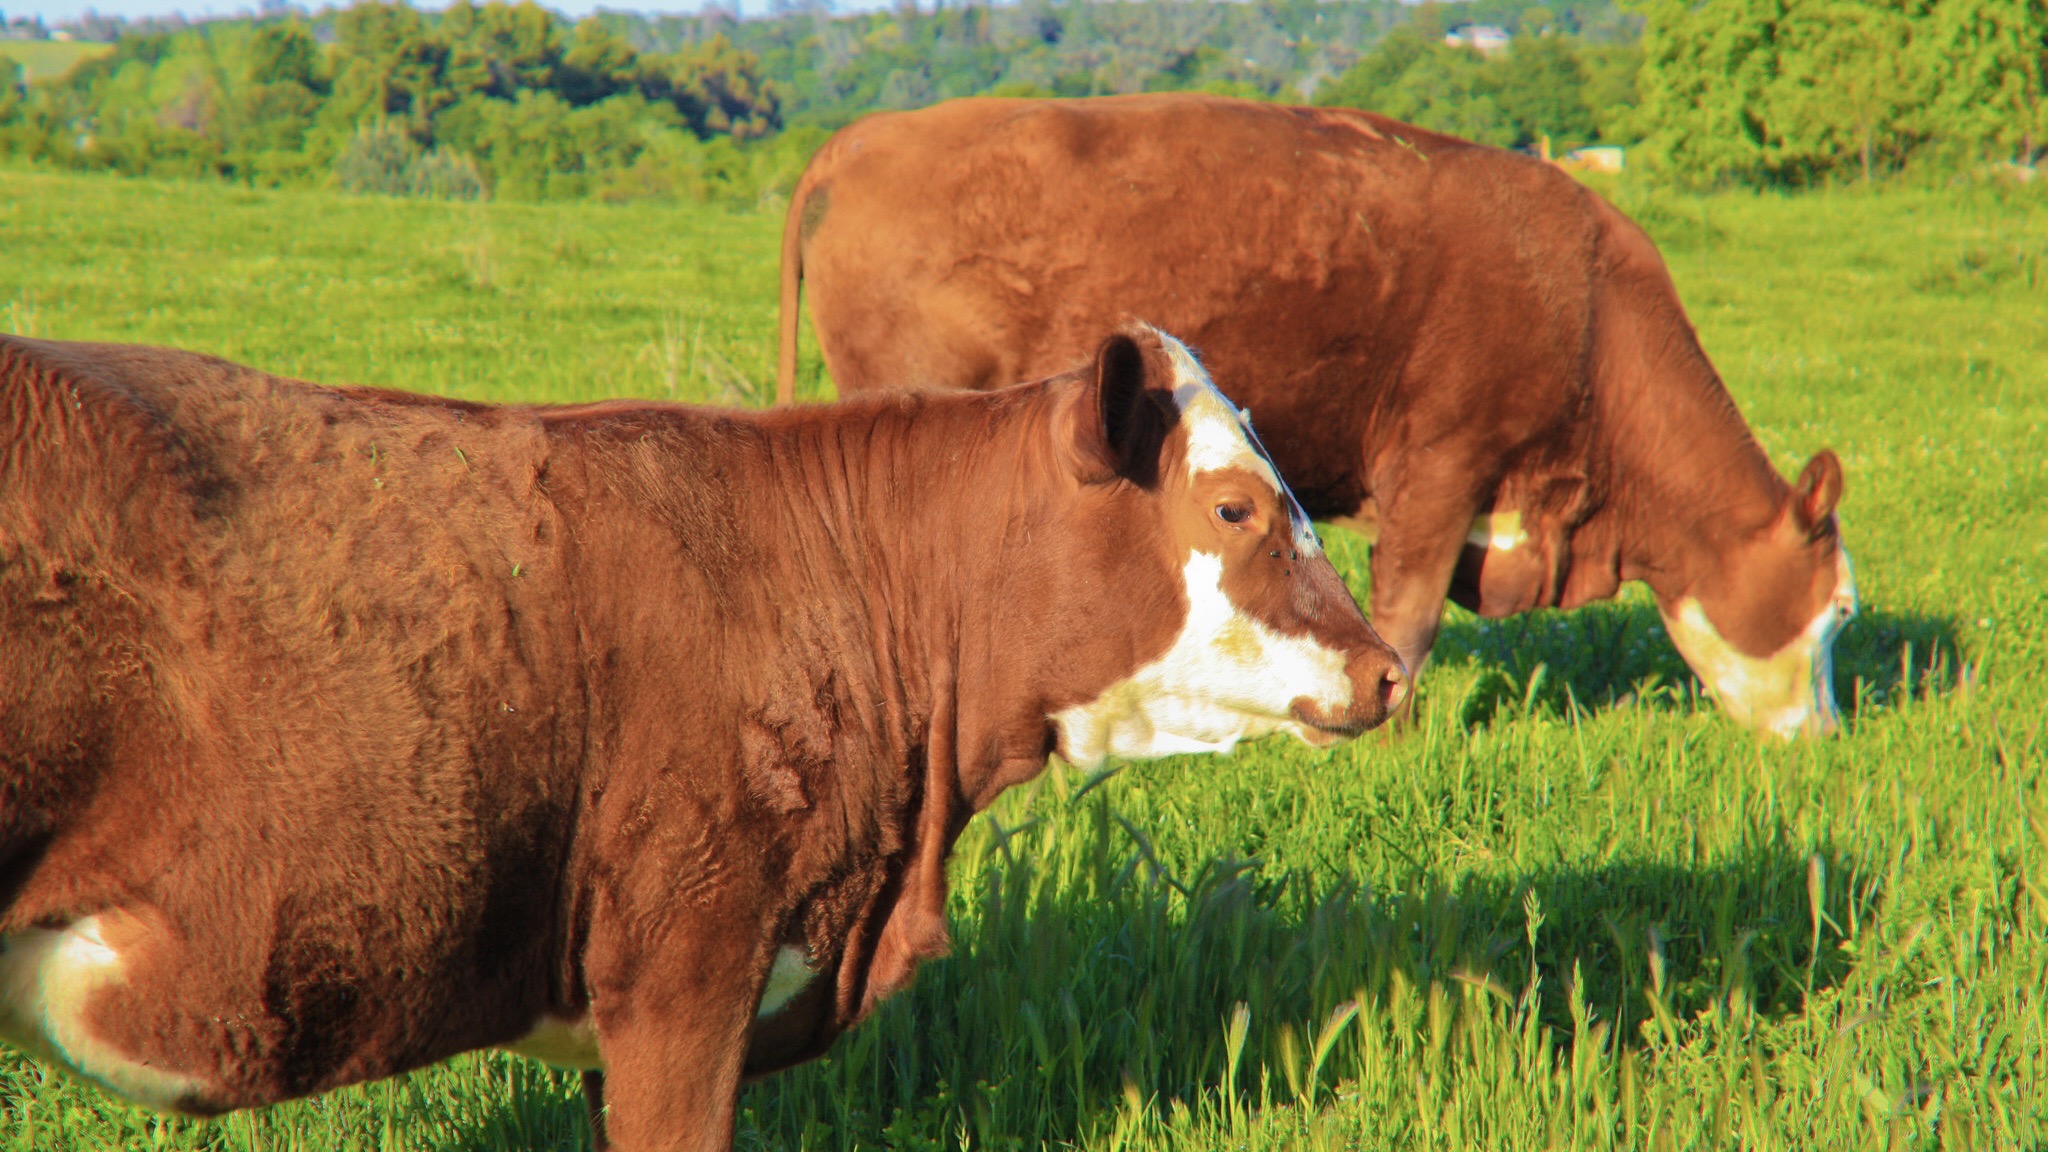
<box><xmin>1</xmin><ymin>166</ymin><xmax>2045</xmax><ymax>1150</ymax></box>
<box><xmin>0</xmin><ymin>40</ymin><xmax>112</xmax><ymax>82</ymax></box>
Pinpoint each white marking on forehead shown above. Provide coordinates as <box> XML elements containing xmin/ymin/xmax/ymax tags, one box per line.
<box><xmin>1467</xmin><ymin>511</ymin><xmax>1529</xmax><ymax>553</ymax></box>
<box><xmin>1660</xmin><ymin>548</ymin><xmax>1857</xmax><ymax>738</ymax></box>
<box><xmin>0</xmin><ymin>917</ymin><xmax>210</xmax><ymax>1111</ymax></box>
<box><xmin>1154</xmin><ymin>331</ymin><xmax>1320</xmax><ymax>556</ymax></box>
<box><xmin>1053</xmin><ymin>551</ymin><xmax>1354</xmax><ymax>767</ymax></box>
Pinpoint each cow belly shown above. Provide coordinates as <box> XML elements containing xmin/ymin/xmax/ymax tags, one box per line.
<box><xmin>500</xmin><ymin>946</ymin><xmax>818</xmax><ymax>1071</ymax></box>
<box><xmin>0</xmin><ymin>917</ymin><xmax>216</xmax><ymax>1113</ymax></box>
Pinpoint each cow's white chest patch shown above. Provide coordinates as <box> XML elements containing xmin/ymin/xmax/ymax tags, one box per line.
<box><xmin>756</xmin><ymin>945</ymin><xmax>817</xmax><ymax>1018</ymax></box>
<box><xmin>1662</xmin><ymin>551</ymin><xmax>1857</xmax><ymax>738</ymax></box>
<box><xmin>500</xmin><ymin>1012</ymin><xmax>604</xmax><ymax>1071</ymax></box>
<box><xmin>1467</xmin><ymin>511</ymin><xmax>1529</xmax><ymax>553</ymax></box>
<box><xmin>0</xmin><ymin>916</ymin><xmax>209</xmax><ymax>1112</ymax></box>
<box><xmin>1054</xmin><ymin>551</ymin><xmax>1352</xmax><ymax>766</ymax></box>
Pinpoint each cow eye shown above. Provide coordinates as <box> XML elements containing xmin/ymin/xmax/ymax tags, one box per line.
<box><xmin>1216</xmin><ymin>503</ymin><xmax>1252</xmax><ymax>525</ymax></box>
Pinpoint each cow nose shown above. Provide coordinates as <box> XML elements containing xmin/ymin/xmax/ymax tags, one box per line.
<box><xmin>1343</xmin><ymin>644</ymin><xmax>1408</xmax><ymax>728</ymax></box>
<box><xmin>1380</xmin><ymin>662</ymin><xmax>1410</xmax><ymax>715</ymax></box>
<box><xmin>1290</xmin><ymin>644</ymin><xmax>1409</xmax><ymax>738</ymax></box>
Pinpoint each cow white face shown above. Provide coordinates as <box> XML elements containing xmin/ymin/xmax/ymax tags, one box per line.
<box><xmin>1662</xmin><ymin>549</ymin><xmax>1856</xmax><ymax>738</ymax></box>
<box><xmin>1051</xmin><ymin>329</ymin><xmax>1405</xmax><ymax>768</ymax></box>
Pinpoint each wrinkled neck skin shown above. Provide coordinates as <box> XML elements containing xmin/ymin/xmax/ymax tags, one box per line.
<box><xmin>753</xmin><ymin>389</ymin><xmax>1090</xmax><ymax>809</ymax></box>
<box><xmin>735</xmin><ymin>387</ymin><xmax>1144</xmax><ymax>1040</ymax></box>
<box><xmin>555</xmin><ymin>389</ymin><xmax>1100</xmax><ymax>1063</ymax></box>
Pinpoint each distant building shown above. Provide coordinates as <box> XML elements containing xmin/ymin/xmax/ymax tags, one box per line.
<box><xmin>1444</xmin><ymin>24</ymin><xmax>1511</xmax><ymax>57</ymax></box>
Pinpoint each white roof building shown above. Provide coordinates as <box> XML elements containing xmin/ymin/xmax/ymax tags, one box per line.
<box><xmin>1445</xmin><ymin>25</ymin><xmax>1512</xmax><ymax>57</ymax></box>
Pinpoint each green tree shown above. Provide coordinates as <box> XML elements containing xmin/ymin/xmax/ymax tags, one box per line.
<box><xmin>1766</xmin><ymin>0</ymin><xmax>1925</xmax><ymax>182</ymax></box>
<box><xmin>558</xmin><ymin>17</ymin><xmax>639</xmax><ymax>106</ymax></box>
<box><xmin>640</xmin><ymin>34</ymin><xmax>781</xmax><ymax>140</ymax></box>
<box><xmin>1627</xmin><ymin>0</ymin><xmax>1784</xmax><ymax>183</ymax></box>
<box><xmin>1314</xmin><ymin>21</ymin><xmax>1444</xmax><ymax>111</ymax></box>
<box><xmin>0</xmin><ymin>57</ymin><xmax>24</xmax><ymax>127</ymax></box>
<box><xmin>1320</xmin><ymin>30</ymin><xmax>1513</xmax><ymax>147</ymax></box>
<box><xmin>442</xmin><ymin>1</ymin><xmax>563</xmax><ymax>100</ymax></box>
<box><xmin>1386</xmin><ymin>45</ymin><xmax>1512</xmax><ymax>145</ymax></box>
<box><xmin>1579</xmin><ymin>42</ymin><xmax>1641</xmax><ymax>142</ymax></box>
<box><xmin>1918</xmin><ymin>0</ymin><xmax>2048</xmax><ymax>166</ymax></box>
<box><xmin>332</xmin><ymin>1</ymin><xmax>429</xmax><ymax>63</ymax></box>
<box><xmin>228</xmin><ymin>20</ymin><xmax>327</xmax><ymax>174</ymax></box>
<box><xmin>244</xmin><ymin>20</ymin><xmax>323</xmax><ymax>91</ymax></box>
<box><xmin>1494</xmin><ymin>32</ymin><xmax>1595</xmax><ymax>148</ymax></box>
<box><xmin>324</xmin><ymin>2</ymin><xmax>437</xmax><ymax>135</ymax></box>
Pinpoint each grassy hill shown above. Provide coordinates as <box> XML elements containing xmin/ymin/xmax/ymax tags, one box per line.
<box><xmin>0</xmin><ymin>167</ymin><xmax>2043</xmax><ymax>1150</ymax></box>
<box><xmin>0</xmin><ymin>39</ymin><xmax>112</xmax><ymax>82</ymax></box>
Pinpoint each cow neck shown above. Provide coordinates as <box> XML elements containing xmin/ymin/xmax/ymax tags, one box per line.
<box><xmin>1596</xmin><ymin>309</ymin><xmax>1789</xmax><ymax>603</ymax></box>
<box><xmin>763</xmin><ymin>387</ymin><xmax>1095</xmax><ymax>810</ymax></box>
<box><xmin>754</xmin><ymin>387</ymin><xmax>1067</xmax><ymax>1023</ymax></box>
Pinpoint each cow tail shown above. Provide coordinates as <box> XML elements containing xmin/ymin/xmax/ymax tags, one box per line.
<box><xmin>776</xmin><ymin>185</ymin><xmax>807</xmax><ymax>407</ymax></box>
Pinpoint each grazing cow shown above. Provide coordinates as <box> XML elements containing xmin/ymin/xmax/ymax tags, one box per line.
<box><xmin>0</xmin><ymin>328</ymin><xmax>1403</xmax><ymax>1150</ymax></box>
<box><xmin>777</xmin><ymin>94</ymin><xmax>1858</xmax><ymax>737</ymax></box>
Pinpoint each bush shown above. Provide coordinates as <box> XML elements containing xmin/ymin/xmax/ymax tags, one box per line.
<box><xmin>333</xmin><ymin>121</ymin><xmax>484</xmax><ymax>200</ymax></box>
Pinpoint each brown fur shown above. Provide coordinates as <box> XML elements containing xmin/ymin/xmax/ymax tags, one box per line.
<box><xmin>0</xmin><ymin>329</ymin><xmax>1398</xmax><ymax>1149</ymax></box>
<box><xmin>777</xmin><ymin>94</ymin><xmax>1848</xmax><ymax>694</ymax></box>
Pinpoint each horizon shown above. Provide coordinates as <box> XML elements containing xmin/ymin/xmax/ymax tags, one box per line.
<box><xmin>5</xmin><ymin>0</ymin><xmax>871</xmax><ymax>28</ymax></box>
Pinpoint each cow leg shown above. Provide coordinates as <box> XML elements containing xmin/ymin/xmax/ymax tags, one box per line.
<box><xmin>584</xmin><ymin>901</ymin><xmax>771</xmax><ymax>1152</ymax></box>
<box><xmin>587</xmin><ymin>981</ymin><xmax>756</xmax><ymax>1150</ymax></box>
<box><xmin>583</xmin><ymin>1070</ymin><xmax>610</xmax><ymax>1152</ymax></box>
<box><xmin>1364</xmin><ymin>484</ymin><xmax>1485</xmax><ymax>706</ymax></box>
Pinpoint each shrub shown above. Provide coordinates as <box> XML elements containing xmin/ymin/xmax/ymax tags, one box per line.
<box><xmin>333</xmin><ymin>121</ymin><xmax>484</xmax><ymax>200</ymax></box>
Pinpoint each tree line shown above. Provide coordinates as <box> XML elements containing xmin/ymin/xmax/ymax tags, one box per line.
<box><xmin>0</xmin><ymin>1</ymin><xmax>804</xmax><ymax>202</ymax></box>
<box><xmin>1313</xmin><ymin>4</ymin><xmax>1641</xmax><ymax>155</ymax></box>
<box><xmin>0</xmin><ymin>0</ymin><xmax>2040</xmax><ymax>202</ymax></box>
<box><xmin>1631</xmin><ymin>0</ymin><xmax>2045</xmax><ymax>185</ymax></box>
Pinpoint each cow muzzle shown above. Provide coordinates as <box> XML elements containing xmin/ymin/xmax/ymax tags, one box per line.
<box><xmin>1290</xmin><ymin>646</ymin><xmax>1409</xmax><ymax>741</ymax></box>
<box><xmin>1661</xmin><ymin>587</ymin><xmax>1852</xmax><ymax>739</ymax></box>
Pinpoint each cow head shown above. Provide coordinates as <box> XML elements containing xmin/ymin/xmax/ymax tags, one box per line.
<box><xmin>1044</xmin><ymin>328</ymin><xmax>1408</xmax><ymax>766</ymax></box>
<box><xmin>1656</xmin><ymin>451</ymin><xmax>1857</xmax><ymax>737</ymax></box>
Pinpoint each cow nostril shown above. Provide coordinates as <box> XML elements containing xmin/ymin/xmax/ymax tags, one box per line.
<box><xmin>1380</xmin><ymin>665</ymin><xmax>1409</xmax><ymax>714</ymax></box>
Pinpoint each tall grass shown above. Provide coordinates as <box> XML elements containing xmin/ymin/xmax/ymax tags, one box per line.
<box><xmin>0</xmin><ymin>168</ymin><xmax>2043</xmax><ymax>1150</ymax></box>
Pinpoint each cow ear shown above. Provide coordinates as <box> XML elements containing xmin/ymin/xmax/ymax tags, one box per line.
<box><xmin>1791</xmin><ymin>450</ymin><xmax>1843</xmax><ymax>535</ymax></box>
<box><xmin>1064</xmin><ymin>332</ymin><xmax>1174</xmax><ymax>488</ymax></box>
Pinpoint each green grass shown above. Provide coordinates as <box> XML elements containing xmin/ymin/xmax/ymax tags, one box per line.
<box><xmin>1</xmin><ymin>168</ymin><xmax>2045</xmax><ymax>1150</ymax></box>
<box><xmin>0</xmin><ymin>40</ymin><xmax>112</xmax><ymax>82</ymax></box>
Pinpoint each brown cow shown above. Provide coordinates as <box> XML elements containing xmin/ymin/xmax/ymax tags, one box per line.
<box><xmin>778</xmin><ymin>94</ymin><xmax>1858</xmax><ymax>737</ymax></box>
<box><xmin>0</xmin><ymin>328</ymin><xmax>1402</xmax><ymax>1150</ymax></box>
